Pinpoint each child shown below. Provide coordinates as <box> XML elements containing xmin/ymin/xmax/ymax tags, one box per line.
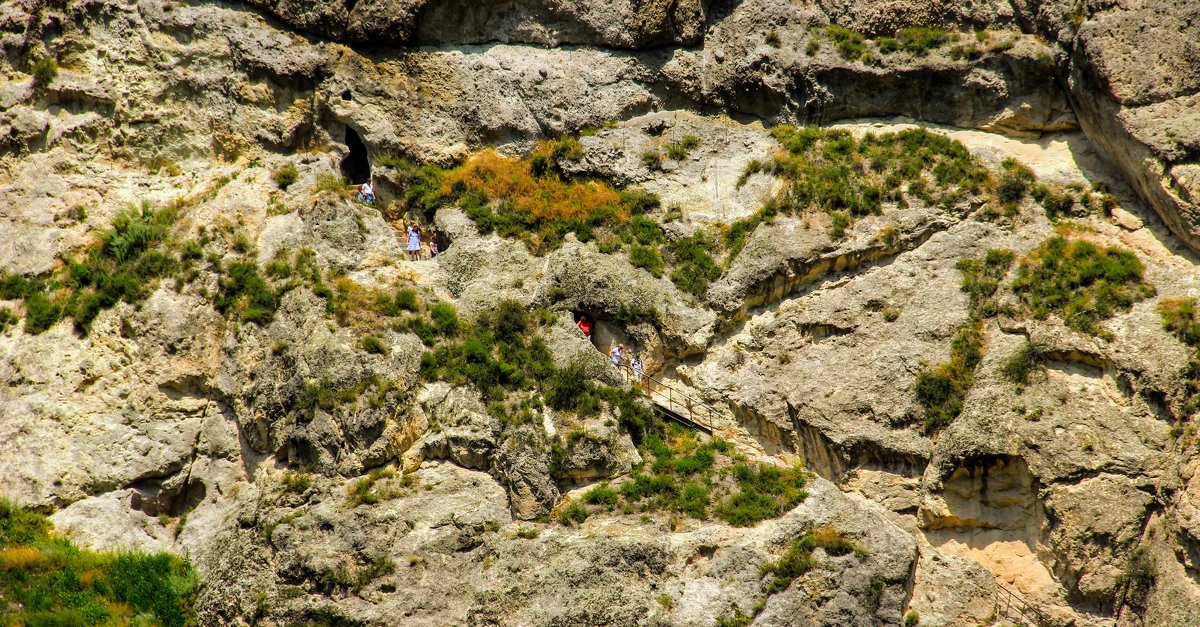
<box><xmin>406</xmin><ymin>224</ymin><xmax>421</xmax><ymax>261</ymax></box>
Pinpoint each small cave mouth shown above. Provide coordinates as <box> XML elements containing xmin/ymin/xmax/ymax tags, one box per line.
<box><xmin>341</xmin><ymin>89</ymin><xmax>352</xmax><ymax>101</ymax></box>
<box><xmin>341</xmin><ymin>126</ymin><xmax>371</xmax><ymax>185</ymax></box>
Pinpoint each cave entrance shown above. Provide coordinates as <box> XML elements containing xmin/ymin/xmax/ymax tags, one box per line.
<box><xmin>340</xmin><ymin>126</ymin><xmax>371</xmax><ymax>184</ymax></box>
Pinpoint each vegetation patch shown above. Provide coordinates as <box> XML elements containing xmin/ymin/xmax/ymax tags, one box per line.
<box><xmin>1158</xmin><ymin>297</ymin><xmax>1200</xmax><ymax>417</ymax></box>
<box><xmin>0</xmin><ymin>498</ymin><xmax>198</xmax><ymax>626</ymax></box>
<box><xmin>1011</xmin><ymin>237</ymin><xmax>1154</xmax><ymax>337</ymax></box>
<box><xmin>725</xmin><ymin>126</ymin><xmax>990</xmax><ymax>254</ymax></box>
<box><xmin>558</xmin><ymin>425</ymin><xmax>810</xmax><ymax>528</ymax></box>
<box><xmin>760</xmin><ymin>526</ymin><xmax>863</xmax><ymax>594</ymax></box>
<box><xmin>915</xmin><ymin>249</ymin><xmax>1013</xmax><ymax>433</ymax></box>
<box><xmin>0</xmin><ymin>202</ymin><xmax>181</xmax><ymax>335</ymax></box>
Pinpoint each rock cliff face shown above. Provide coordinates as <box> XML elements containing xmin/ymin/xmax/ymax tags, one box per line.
<box><xmin>2</xmin><ymin>0</ymin><xmax>1200</xmax><ymax>626</ymax></box>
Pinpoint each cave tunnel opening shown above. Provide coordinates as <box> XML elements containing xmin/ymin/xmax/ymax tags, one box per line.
<box><xmin>341</xmin><ymin>126</ymin><xmax>371</xmax><ymax>185</ymax></box>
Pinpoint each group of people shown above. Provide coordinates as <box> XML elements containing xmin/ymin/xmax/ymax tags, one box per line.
<box><xmin>576</xmin><ymin>315</ymin><xmax>644</xmax><ymax>383</ymax></box>
<box><xmin>357</xmin><ymin>181</ymin><xmax>439</xmax><ymax>260</ymax></box>
<box><xmin>405</xmin><ymin>223</ymin><xmax>438</xmax><ymax>261</ymax></box>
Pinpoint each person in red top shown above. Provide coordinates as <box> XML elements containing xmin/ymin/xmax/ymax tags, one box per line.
<box><xmin>576</xmin><ymin>315</ymin><xmax>593</xmax><ymax>340</ymax></box>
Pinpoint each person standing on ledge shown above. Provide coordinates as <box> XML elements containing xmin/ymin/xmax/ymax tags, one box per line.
<box><xmin>577</xmin><ymin>314</ymin><xmax>593</xmax><ymax>340</ymax></box>
<box><xmin>406</xmin><ymin>223</ymin><xmax>422</xmax><ymax>261</ymax></box>
<box><xmin>631</xmin><ymin>352</ymin><xmax>644</xmax><ymax>385</ymax></box>
<box><xmin>609</xmin><ymin>343</ymin><xmax>623</xmax><ymax>367</ymax></box>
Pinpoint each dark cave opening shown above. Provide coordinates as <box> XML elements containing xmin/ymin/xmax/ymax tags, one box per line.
<box><xmin>341</xmin><ymin>126</ymin><xmax>371</xmax><ymax>184</ymax></box>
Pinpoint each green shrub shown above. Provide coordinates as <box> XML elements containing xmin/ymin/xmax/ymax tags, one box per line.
<box><xmin>629</xmin><ymin>244</ymin><xmax>664</xmax><ymax>277</ymax></box>
<box><xmin>829</xmin><ymin>212</ymin><xmax>850</xmax><ymax>239</ymax></box>
<box><xmin>765</xmin><ymin>31</ymin><xmax>781</xmax><ymax>47</ymax></box>
<box><xmin>667</xmin><ymin>232</ymin><xmax>721</xmax><ymax>298</ymax></box>
<box><xmin>282</xmin><ymin>471</ymin><xmax>313</xmax><ymax>494</ymax></box>
<box><xmin>1011</xmin><ymin>237</ymin><xmax>1155</xmax><ymax>336</ymax></box>
<box><xmin>0</xmin><ymin>499</ymin><xmax>197</xmax><ymax>626</ymax></box>
<box><xmin>641</xmin><ymin>150</ymin><xmax>663</xmax><ymax>170</ymax></box>
<box><xmin>717</xmin><ymin>464</ymin><xmax>809</xmax><ymax>527</ymax></box>
<box><xmin>584</xmin><ymin>483</ymin><xmax>619</xmax><ymax>509</ymax></box>
<box><xmin>316</xmin><ymin>173</ymin><xmax>347</xmax><ymax>193</ymax></box>
<box><xmin>273</xmin><ymin>164</ymin><xmax>299</xmax><ymax>190</ymax></box>
<box><xmin>1160</xmin><ymin>298</ymin><xmax>1200</xmax><ymax>347</ymax></box>
<box><xmin>215</xmin><ymin>261</ymin><xmax>277</xmax><ymax>325</ymax></box>
<box><xmin>361</xmin><ymin>335</ymin><xmax>386</xmax><ymax>355</ymax></box>
<box><xmin>516</xmin><ymin>527</ymin><xmax>539</xmax><ymax>539</ymax></box>
<box><xmin>30</xmin><ymin>57</ymin><xmax>57</xmax><ymax>89</ymax></box>
<box><xmin>897</xmin><ymin>27</ymin><xmax>948</xmax><ymax>55</ymax></box>
<box><xmin>904</xmin><ymin>610</ymin><xmax>921</xmax><ymax>626</ymax></box>
<box><xmin>805</xmin><ymin>39</ymin><xmax>820</xmax><ymax>55</ymax></box>
<box><xmin>916</xmin><ymin>321</ymin><xmax>982</xmax><ymax>433</ymax></box>
<box><xmin>429</xmin><ymin>302</ymin><xmax>460</xmax><ymax>337</ymax></box>
<box><xmin>737</xmin><ymin>160</ymin><xmax>763</xmax><ymax>188</ymax></box>
<box><xmin>826</xmin><ymin>25</ymin><xmax>868</xmax><ymax>61</ymax></box>
<box><xmin>1001</xmin><ymin>340</ymin><xmax>1038</xmax><ymax>386</ymax></box>
<box><xmin>393</xmin><ymin>288</ymin><xmax>419</xmax><ymax>312</ymax></box>
<box><xmin>558</xmin><ymin>500</ymin><xmax>588</xmax><ymax>525</ymax></box>
<box><xmin>760</xmin><ymin>526</ymin><xmax>860</xmax><ymax>595</ymax></box>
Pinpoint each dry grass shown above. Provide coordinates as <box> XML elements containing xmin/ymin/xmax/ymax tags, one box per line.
<box><xmin>440</xmin><ymin>150</ymin><xmax>627</xmax><ymax>224</ymax></box>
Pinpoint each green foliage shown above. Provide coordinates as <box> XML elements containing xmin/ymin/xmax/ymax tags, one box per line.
<box><xmin>393</xmin><ymin>288</ymin><xmax>419</xmax><ymax>312</ymax></box>
<box><xmin>429</xmin><ymin>302</ymin><xmax>460</xmax><ymax>337</ymax></box>
<box><xmin>665</xmin><ymin>135</ymin><xmax>701</xmax><ymax>161</ymax></box>
<box><xmin>629</xmin><ymin>244</ymin><xmax>664</xmax><ymax>277</ymax></box>
<box><xmin>361</xmin><ymin>335</ymin><xmax>386</xmax><ymax>355</ymax></box>
<box><xmin>2</xmin><ymin>202</ymin><xmax>182</xmax><ymax>335</ymax></box>
<box><xmin>916</xmin><ymin>321</ymin><xmax>983</xmax><ymax>433</ymax></box>
<box><xmin>515</xmin><ymin>527</ymin><xmax>539</xmax><ymax>539</ymax></box>
<box><xmin>764</xmin><ymin>126</ymin><xmax>987</xmax><ymax>239</ymax></box>
<box><xmin>826</xmin><ymin>25</ymin><xmax>868</xmax><ymax>61</ymax></box>
<box><xmin>1001</xmin><ymin>340</ymin><xmax>1038</xmax><ymax>386</ymax></box>
<box><xmin>996</xmin><ymin>158</ymin><xmax>1035</xmax><ymax>208</ymax></box>
<box><xmin>760</xmin><ymin>526</ymin><xmax>862</xmax><ymax>595</ymax></box>
<box><xmin>829</xmin><ymin>211</ymin><xmax>850</xmax><ymax>239</ymax></box>
<box><xmin>667</xmin><ymin>232</ymin><xmax>721</xmax><ymax>298</ymax></box>
<box><xmin>737</xmin><ymin>159</ymin><xmax>763</xmax><ymax>189</ymax></box>
<box><xmin>584</xmin><ymin>483</ymin><xmax>619</xmax><ymax>510</ymax></box>
<box><xmin>1118</xmin><ymin>547</ymin><xmax>1156</xmax><ymax>610</ymax></box>
<box><xmin>0</xmin><ymin>498</ymin><xmax>198</xmax><ymax>626</ymax></box>
<box><xmin>904</xmin><ymin>610</ymin><xmax>921</xmax><ymax>626</ymax></box>
<box><xmin>557</xmin><ymin>500</ymin><xmax>589</xmax><ymax>525</ymax></box>
<box><xmin>215</xmin><ymin>261</ymin><xmax>277</xmax><ymax>325</ymax></box>
<box><xmin>1011</xmin><ymin>237</ymin><xmax>1154</xmax><ymax>336</ymax></box>
<box><xmin>717</xmin><ymin>463</ymin><xmax>810</xmax><ymax>527</ymax></box>
<box><xmin>0</xmin><ymin>307</ymin><xmax>16</xmax><ymax>333</ymax></box>
<box><xmin>1041</xmin><ymin>186</ymin><xmax>1080</xmax><ymax>218</ymax></box>
<box><xmin>805</xmin><ymin>39</ymin><xmax>820</xmax><ymax>56</ymax></box>
<box><xmin>896</xmin><ymin>27</ymin><xmax>948</xmax><ymax>55</ymax></box>
<box><xmin>641</xmin><ymin>150</ymin><xmax>663</xmax><ymax>170</ymax></box>
<box><xmin>956</xmin><ymin>248</ymin><xmax>1015</xmax><ymax>316</ymax></box>
<box><xmin>420</xmin><ymin>301</ymin><xmax>554</xmax><ymax>401</ymax></box>
<box><xmin>715</xmin><ymin>607</ymin><xmax>753</xmax><ymax>627</ymax></box>
<box><xmin>282</xmin><ymin>471</ymin><xmax>313</xmax><ymax>494</ymax></box>
<box><xmin>273</xmin><ymin>163</ymin><xmax>299</xmax><ymax>190</ymax></box>
<box><xmin>30</xmin><ymin>57</ymin><xmax>57</xmax><ymax>89</ymax></box>
<box><xmin>764</xmin><ymin>31</ymin><xmax>781</xmax><ymax>47</ymax></box>
<box><xmin>316</xmin><ymin>173</ymin><xmax>347</xmax><ymax>193</ymax></box>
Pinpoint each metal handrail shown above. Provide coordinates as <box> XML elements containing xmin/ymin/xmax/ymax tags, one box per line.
<box><xmin>993</xmin><ymin>581</ymin><xmax>1059</xmax><ymax>627</ymax></box>
<box><xmin>616</xmin><ymin>364</ymin><xmax>720</xmax><ymax>433</ymax></box>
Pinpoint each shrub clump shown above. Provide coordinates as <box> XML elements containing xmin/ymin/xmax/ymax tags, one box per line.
<box><xmin>0</xmin><ymin>498</ymin><xmax>198</xmax><ymax>627</ymax></box>
<box><xmin>915</xmin><ymin>249</ymin><xmax>1013</xmax><ymax>433</ymax></box>
<box><xmin>760</xmin><ymin>526</ymin><xmax>862</xmax><ymax>595</ymax></box>
<box><xmin>30</xmin><ymin>57</ymin><xmax>57</xmax><ymax>89</ymax></box>
<box><xmin>1011</xmin><ymin>237</ymin><xmax>1154</xmax><ymax>337</ymax></box>
<box><xmin>273</xmin><ymin>163</ymin><xmax>299</xmax><ymax>190</ymax></box>
<box><xmin>0</xmin><ymin>202</ymin><xmax>181</xmax><ymax>335</ymax></box>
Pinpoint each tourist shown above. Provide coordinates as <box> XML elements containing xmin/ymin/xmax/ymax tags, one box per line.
<box><xmin>357</xmin><ymin>181</ymin><xmax>375</xmax><ymax>205</ymax></box>
<box><xmin>406</xmin><ymin>224</ymin><xmax>422</xmax><ymax>261</ymax></box>
<box><xmin>428</xmin><ymin>233</ymin><xmax>439</xmax><ymax>258</ymax></box>
<box><xmin>609</xmin><ymin>343</ymin><xmax>623</xmax><ymax>367</ymax></box>
<box><xmin>576</xmin><ymin>314</ymin><xmax>592</xmax><ymax>340</ymax></box>
<box><xmin>631</xmin><ymin>353</ymin><xmax>644</xmax><ymax>384</ymax></box>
